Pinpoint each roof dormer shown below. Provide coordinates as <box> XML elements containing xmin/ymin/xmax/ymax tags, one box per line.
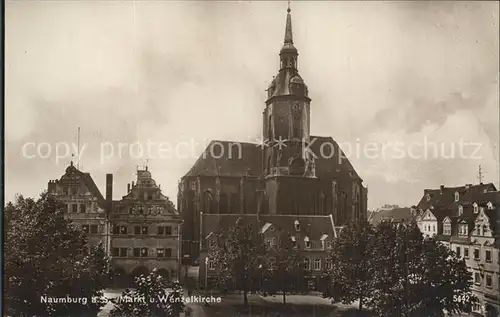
<box><xmin>458</xmin><ymin>205</ymin><xmax>463</xmax><ymax>216</ymax></box>
<box><xmin>294</xmin><ymin>220</ymin><xmax>300</xmax><ymax>232</ymax></box>
<box><xmin>454</xmin><ymin>191</ymin><xmax>459</xmax><ymax>202</ymax></box>
<box><xmin>487</xmin><ymin>201</ymin><xmax>494</xmax><ymax>210</ymax></box>
<box><xmin>473</xmin><ymin>202</ymin><xmax>479</xmax><ymax>214</ymax></box>
<box><xmin>304</xmin><ymin>236</ymin><xmax>311</xmax><ymax>249</ymax></box>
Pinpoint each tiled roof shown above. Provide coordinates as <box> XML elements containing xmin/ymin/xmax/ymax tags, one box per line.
<box><xmin>201</xmin><ymin>213</ymin><xmax>337</xmax><ymax>242</ymax></box>
<box><xmin>184</xmin><ymin>141</ymin><xmax>262</xmax><ymax>177</ymax></box>
<box><xmin>416</xmin><ymin>183</ymin><xmax>496</xmax><ymax>210</ymax></box>
<box><xmin>369</xmin><ymin>207</ymin><xmax>413</xmax><ymax>225</ymax></box>
<box><xmin>182</xmin><ymin>136</ymin><xmax>363</xmax><ymax>182</ymax></box>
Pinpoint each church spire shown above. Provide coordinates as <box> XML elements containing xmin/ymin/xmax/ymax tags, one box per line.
<box><xmin>284</xmin><ymin>1</ymin><xmax>293</xmax><ymax>44</ymax></box>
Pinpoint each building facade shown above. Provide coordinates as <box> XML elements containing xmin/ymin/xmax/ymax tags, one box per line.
<box><xmin>48</xmin><ymin>163</ymin><xmax>181</xmax><ymax>285</ymax></box>
<box><xmin>47</xmin><ymin>161</ymin><xmax>111</xmax><ymax>254</ymax></box>
<box><xmin>199</xmin><ymin>213</ymin><xmax>341</xmax><ymax>291</ymax></box>
<box><xmin>109</xmin><ymin>167</ymin><xmax>181</xmax><ymax>284</ymax></box>
<box><xmin>415</xmin><ymin>183</ymin><xmax>500</xmax><ymax>317</ymax></box>
<box><xmin>178</xmin><ymin>6</ymin><xmax>367</xmax><ymax>267</ymax></box>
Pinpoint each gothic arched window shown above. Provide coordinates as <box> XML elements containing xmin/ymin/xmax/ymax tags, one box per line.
<box><xmin>203</xmin><ymin>191</ymin><xmax>213</xmax><ymax>214</ymax></box>
<box><xmin>268</xmin><ymin>116</ymin><xmax>273</xmax><ymax>141</ymax></box>
<box><xmin>289</xmin><ymin>157</ymin><xmax>305</xmax><ymax>176</ymax></box>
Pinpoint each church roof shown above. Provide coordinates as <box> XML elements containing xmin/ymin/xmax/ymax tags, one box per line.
<box><xmin>182</xmin><ymin>136</ymin><xmax>363</xmax><ymax>183</ymax></box>
<box><xmin>183</xmin><ymin>140</ymin><xmax>262</xmax><ymax>177</ymax></box>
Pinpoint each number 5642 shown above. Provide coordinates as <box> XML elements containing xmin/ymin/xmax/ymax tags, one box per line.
<box><xmin>453</xmin><ymin>295</ymin><xmax>470</xmax><ymax>302</ymax></box>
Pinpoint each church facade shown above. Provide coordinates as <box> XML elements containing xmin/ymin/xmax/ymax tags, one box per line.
<box><xmin>178</xmin><ymin>7</ymin><xmax>368</xmax><ymax>265</ymax></box>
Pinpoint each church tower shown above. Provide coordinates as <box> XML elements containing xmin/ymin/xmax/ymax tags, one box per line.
<box><xmin>263</xmin><ymin>5</ymin><xmax>315</xmax><ymax>178</ymax></box>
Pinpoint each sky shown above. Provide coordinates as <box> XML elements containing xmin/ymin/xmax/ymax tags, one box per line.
<box><xmin>5</xmin><ymin>1</ymin><xmax>500</xmax><ymax>210</ymax></box>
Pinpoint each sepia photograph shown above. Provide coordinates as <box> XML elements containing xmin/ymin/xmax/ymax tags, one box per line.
<box><xmin>4</xmin><ymin>1</ymin><xmax>500</xmax><ymax>316</ymax></box>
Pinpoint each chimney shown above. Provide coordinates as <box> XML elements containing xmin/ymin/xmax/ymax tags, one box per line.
<box><xmin>127</xmin><ymin>183</ymin><xmax>130</xmax><ymax>193</ymax></box>
<box><xmin>440</xmin><ymin>185</ymin><xmax>444</xmax><ymax>194</ymax></box>
<box><xmin>132</xmin><ymin>181</ymin><xmax>135</xmax><ymax>187</ymax></box>
<box><xmin>106</xmin><ymin>174</ymin><xmax>113</xmax><ymax>210</ymax></box>
<box><xmin>465</xmin><ymin>184</ymin><xmax>472</xmax><ymax>189</ymax></box>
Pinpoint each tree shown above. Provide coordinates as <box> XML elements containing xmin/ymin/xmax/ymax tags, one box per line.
<box><xmin>264</xmin><ymin>232</ymin><xmax>307</xmax><ymax>303</ymax></box>
<box><xmin>4</xmin><ymin>193</ymin><xmax>110</xmax><ymax>317</ymax></box>
<box><xmin>109</xmin><ymin>269</ymin><xmax>185</xmax><ymax>317</ymax></box>
<box><xmin>325</xmin><ymin>221</ymin><xmax>376</xmax><ymax>311</ymax></box>
<box><xmin>370</xmin><ymin>221</ymin><xmax>473</xmax><ymax>317</ymax></box>
<box><xmin>208</xmin><ymin>219</ymin><xmax>267</xmax><ymax>306</ymax></box>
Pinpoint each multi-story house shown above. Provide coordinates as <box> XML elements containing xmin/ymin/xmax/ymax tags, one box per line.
<box><xmin>415</xmin><ymin>183</ymin><xmax>500</xmax><ymax>317</ymax></box>
<box><xmin>47</xmin><ymin>161</ymin><xmax>112</xmax><ymax>254</ymax></box>
<box><xmin>109</xmin><ymin>167</ymin><xmax>181</xmax><ymax>286</ymax></box>
<box><xmin>199</xmin><ymin>213</ymin><xmax>340</xmax><ymax>291</ymax></box>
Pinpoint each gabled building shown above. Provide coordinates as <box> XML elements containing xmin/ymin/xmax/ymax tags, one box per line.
<box><xmin>109</xmin><ymin>167</ymin><xmax>181</xmax><ymax>285</ymax></box>
<box><xmin>178</xmin><ymin>5</ymin><xmax>367</xmax><ymax>267</ymax></box>
<box><xmin>415</xmin><ymin>183</ymin><xmax>500</xmax><ymax>317</ymax></box>
<box><xmin>47</xmin><ymin>161</ymin><xmax>112</xmax><ymax>254</ymax></box>
<box><xmin>199</xmin><ymin>213</ymin><xmax>341</xmax><ymax>291</ymax></box>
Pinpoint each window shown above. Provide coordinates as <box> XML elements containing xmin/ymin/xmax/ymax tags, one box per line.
<box><xmin>82</xmin><ymin>225</ymin><xmax>89</xmax><ymax>233</ymax></box>
<box><xmin>133</xmin><ymin>248</ymin><xmax>140</xmax><ymax>257</ymax></box>
<box><xmin>71</xmin><ymin>187</ymin><xmax>78</xmax><ymax>196</ymax></box>
<box><xmin>129</xmin><ymin>207</ymin><xmax>133</xmax><ymax>214</ymax></box>
<box><xmin>90</xmin><ymin>225</ymin><xmax>98</xmax><ymax>234</ymax></box>
<box><xmin>304</xmin><ymin>258</ymin><xmax>311</xmax><ymax>271</ymax></box>
<box><xmin>112</xmin><ymin>248</ymin><xmax>119</xmax><ymax>256</ymax></box>
<box><xmin>141</xmin><ymin>248</ymin><xmax>148</xmax><ymax>257</ymax></box>
<box><xmin>459</xmin><ymin>224</ymin><xmax>468</xmax><ymax>236</ymax></box>
<box><xmin>157</xmin><ymin>226</ymin><xmax>164</xmax><ymax>235</ymax></box>
<box><xmin>473</xmin><ymin>203</ymin><xmax>478</xmax><ymax>214</ymax></box>
<box><xmin>325</xmin><ymin>259</ymin><xmax>332</xmax><ymax>270</ymax></box>
<box><xmin>474</xmin><ymin>248</ymin><xmax>480</xmax><ymax>260</ymax></box>
<box><xmin>80</xmin><ymin>204</ymin><xmax>86</xmax><ymax>213</ymax></box>
<box><xmin>142</xmin><ymin>226</ymin><xmax>148</xmax><ymax>235</ymax></box>
<box><xmin>113</xmin><ymin>225</ymin><xmax>120</xmax><ymax>234</ymax></box>
<box><xmin>443</xmin><ymin>223</ymin><xmax>451</xmax><ymax>235</ymax></box>
<box><xmin>72</xmin><ymin>204</ymin><xmax>78</xmax><ymax>213</ymax></box>
<box><xmin>120</xmin><ymin>226</ymin><xmax>128</xmax><ymax>234</ymax></box>
<box><xmin>426</xmin><ymin>193</ymin><xmax>431</xmax><ymax>201</ymax></box>
<box><xmin>219</xmin><ymin>193</ymin><xmax>229</xmax><ymax>214</ymax></box>
<box><xmin>165</xmin><ymin>226</ymin><xmax>172</xmax><ymax>235</ymax></box>
<box><xmin>456</xmin><ymin>247</ymin><xmax>461</xmax><ymax>257</ymax></box>
<box><xmin>138</xmin><ymin>206</ymin><xmax>144</xmax><ymax>214</ymax></box>
<box><xmin>464</xmin><ymin>248</ymin><xmax>469</xmax><ymax>258</ymax></box>
<box><xmin>486</xmin><ymin>274</ymin><xmax>492</xmax><ymax>288</ymax></box>
<box><xmin>326</xmin><ymin>241</ymin><xmax>332</xmax><ymax>249</ymax></box>
<box><xmin>157</xmin><ymin>248</ymin><xmax>165</xmax><ymax>258</ymax></box>
<box><xmin>474</xmin><ymin>272</ymin><xmax>481</xmax><ymax>285</ymax></box>
<box><xmin>165</xmin><ymin>248</ymin><xmax>172</xmax><ymax>258</ymax></box>
<box><xmin>485</xmin><ymin>250</ymin><xmax>492</xmax><ymax>262</ymax></box>
<box><xmin>208</xmin><ymin>259</ymin><xmax>215</xmax><ymax>270</ymax></box>
<box><xmin>314</xmin><ymin>258</ymin><xmax>321</xmax><ymax>271</ymax></box>
<box><xmin>458</xmin><ymin>205</ymin><xmax>463</xmax><ymax>216</ymax></box>
<box><xmin>134</xmin><ymin>226</ymin><xmax>141</xmax><ymax>235</ymax></box>
<box><xmin>119</xmin><ymin>248</ymin><xmax>127</xmax><ymax>257</ymax></box>
<box><xmin>455</xmin><ymin>192</ymin><xmax>459</xmax><ymax>202</ymax></box>
<box><xmin>304</xmin><ymin>237</ymin><xmax>311</xmax><ymax>249</ymax></box>
<box><xmin>432</xmin><ymin>225</ymin><xmax>436</xmax><ymax>233</ymax></box>
<box><xmin>294</xmin><ymin>221</ymin><xmax>300</xmax><ymax>232</ymax></box>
